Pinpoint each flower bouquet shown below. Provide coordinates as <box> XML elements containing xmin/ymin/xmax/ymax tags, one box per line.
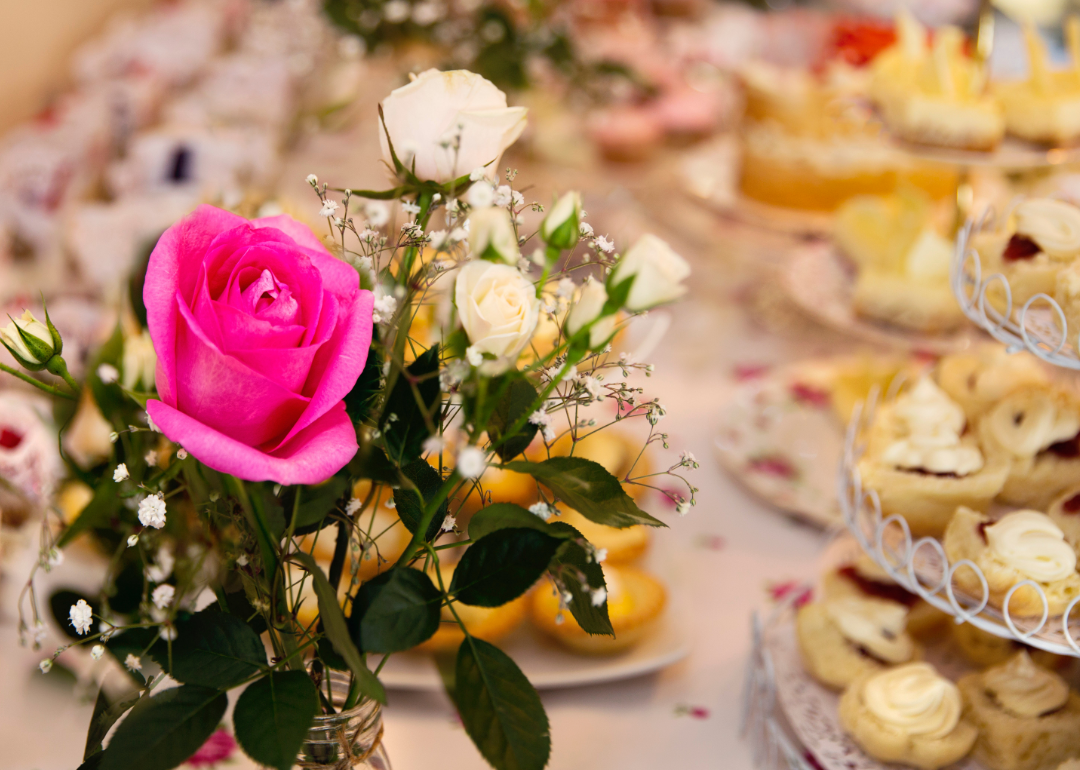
<box><xmin>7</xmin><ymin>69</ymin><xmax>694</xmax><ymax>770</ymax></box>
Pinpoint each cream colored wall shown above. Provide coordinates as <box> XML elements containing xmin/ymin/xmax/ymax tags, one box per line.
<box><xmin>0</xmin><ymin>0</ymin><xmax>155</xmax><ymax>134</ymax></box>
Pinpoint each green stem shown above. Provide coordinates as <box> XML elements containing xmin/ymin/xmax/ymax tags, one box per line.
<box><xmin>395</xmin><ymin>190</ymin><xmax>435</xmax><ymax>285</ymax></box>
<box><xmin>0</xmin><ymin>363</ymin><xmax>76</xmax><ymax>399</ymax></box>
<box><xmin>488</xmin><ymin>349</ymin><xmax>587</xmax><ymax>456</ymax></box>
<box><xmin>45</xmin><ymin>356</ymin><xmax>80</xmax><ymax>395</ymax></box>
<box><xmin>394</xmin><ymin>472</ymin><xmax>461</xmax><ymax>567</ymax></box>
<box><xmin>535</xmin><ymin>245</ymin><xmax>560</xmax><ymax>298</ymax></box>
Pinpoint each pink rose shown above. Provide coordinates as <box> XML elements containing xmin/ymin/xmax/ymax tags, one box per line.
<box><xmin>144</xmin><ymin>205</ymin><xmax>373</xmax><ymax>484</ymax></box>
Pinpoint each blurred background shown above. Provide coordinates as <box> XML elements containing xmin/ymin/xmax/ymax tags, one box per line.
<box><xmin>4</xmin><ymin>1</ymin><xmax>1080</xmax><ymax>768</ymax></box>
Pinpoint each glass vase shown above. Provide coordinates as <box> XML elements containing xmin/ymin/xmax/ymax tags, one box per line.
<box><xmin>296</xmin><ymin>670</ymin><xmax>391</xmax><ymax>770</ymax></box>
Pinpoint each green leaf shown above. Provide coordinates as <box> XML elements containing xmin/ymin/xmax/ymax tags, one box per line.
<box><xmin>503</xmin><ymin>457</ymin><xmax>666</xmax><ymax>529</ymax></box>
<box><xmin>234</xmin><ymin>671</ymin><xmax>319</xmax><ymax>770</ymax></box>
<box><xmin>290</xmin><ymin>552</ymin><xmax>386</xmax><ymax>704</ymax></box>
<box><xmin>467</xmin><ymin>503</ymin><xmax>567</xmax><ymax>541</ymax></box>
<box><xmin>350</xmin><ymin>567</ymin><xmax>441</xmax><ymax>653</ymax></box>
<box><xmin>450</xmin><ymin>529</ymin><xmax>563</xmax><ymax>607</ymax></box>
<box><xmin>285</xmin><ymin>477</ymin><xmax>349</xmax><ymax>535</ymax></box>
<box><xmin>99</xmin><ymin>685</ymin><xmax>227</xmax><ymax>770</ymax></box>
<box><xmin>345</xmin><ymin>333</ymin><xmax>383</xmax><ymax>425</ymax></box>
<box><xmin>148</xmin><ymin>609</ymin><xmax>266</xmax><ymax>688</ymax></box>
<box><xmin>547</xmin><ymin>522</ymin><xmax>613</xmax><ymax>636</ymax></box>
<box><xmin>380</xmin><ymin>345</ymin><xmax>442</xmax><ymax>465</ymax></box>
<box><xmin>393</xmin><ymin>459</ymin><xmax>448</xmax><ymax>541</ymax></box>
<box><xmin>488</xmin><ymin>378</ymin><xmax>539</xmax><ymax>462</ymax></box>
<box><xmin>58</xmin><ymin>473</ymin><xmax>121</xmax><ymax>548</ymax></box>
<box><xmin>455</xmin><ymin>637</ymin><xmax>550</xmax><ymax>770</ymax></box>
<box><xmin>77</xmin><ymin>754</ymin><xmax>104</xmax><ymax>770</ymax></box>
<box><xmin>85</xmin><ymin>687</ymin><xmax>140</xmax><ymax>760</ymax></box>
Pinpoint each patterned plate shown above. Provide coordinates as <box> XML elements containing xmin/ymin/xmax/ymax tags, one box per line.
<box><xmin>714</xmin><ymin>361</ymin><xmax>844</xmax><ymax>527</ymax></box>
<box><xmin>781</xmin><ymin>243</ymin><xmax>974</xmax><ymax>354</ymax></box>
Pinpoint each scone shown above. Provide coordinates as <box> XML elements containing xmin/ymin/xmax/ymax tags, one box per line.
<box><xmin>859</xmin><ymin>376</ymin><xmax>1010</xmax><ymax>536</ymax></box>
<box><xmin>530</xmin><ymin>563</ymin><xmax>665</xmax><ymax>655</ymax></box>
<box><xmin>984</xmin><ymin>198</ymin><xmax>1080</xmax><ymax>311</ymax></box>
<box><xmin>555</xmin><ymin>509</ymin><xmax>649</xmax><ymax>565</ymax></box>
<box><xmin>796</xmin><ymin>595</ymin><xmax>920</xmax><ymax>690</ymax></box>
<box><xmin>839</xmin><ymin>663</ymin><xmax>977</xmax><ymax>770</ymax></box>
<box><xmin>978</xmin><ymin>384</ymin><xmax>1080</xmax><ymax>509</ymax></box>
<box><xmin>417</xmin><ymin>561</ymin><xmax>528</xmax><ymax>652</ymax></box>
<box><xmin>960</xmin><ymin>651</ymin><xmax>1080</xmax><ymax>770</ymax></box>
<box><xmin>1048</xmin><ymin>486</ymin><xmax>1080</xmax><ymax>560</ymax></box>
<box><xmin>943</xmin><ymin>506</ymin><xmax>1080</xmax><ymax>617</ymax></box>
<box><xmin>952</xmin><ymin>620</ymin><xmax>1070</xmax><ymax>670</ymax></box>
<box><xmin>823</xmin><ymin>555</ymin><xmax>948</xmax><ymax>640</ymax></box>
<box><xmin>935</xmin><ymin>347</ymin><xmax>1048</xmax><ymax>422</ymax></box>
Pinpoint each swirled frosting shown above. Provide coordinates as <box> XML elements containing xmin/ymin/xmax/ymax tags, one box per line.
<box><xmin>825</xmin><ymin>596</ymin><xmax>914</xmax><ymax>663</ymax></box>
<box><xmin>880</xmin><ymin>377</ymin><xmax>984</xmax><ymax>475</ymax></box>
<box><xmin>862</xmin><ymin>663</ymin><xmax>962</xmax><ymax>738</ymax></box>
<box><xmin>987</xmin><ymin>395</ymin><xmax>1080</xmax><ymax>457</ymax></box>
<box><xmin>985</xmin><ymin>510</ymin><xmax>1077</xmax><ymax>583</ymax></box>
<box><xmin>1015</xmin><ymin>198</ymin><xmax>1080</xmax><ymax>260</ymax></box>
<box><xmin>983</xmin><ymin>651</ymin><xmax>1069</xmax><ymax>718</ymax></box>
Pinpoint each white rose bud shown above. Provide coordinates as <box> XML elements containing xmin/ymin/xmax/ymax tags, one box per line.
<box><xmin>540</xmin><ymin>191</ymin><xmax>581</xmax><ymax>251</ymax></box>
<box><xmin>122</xmin><ymin>330</ymin><xmax>157</xmax><ymax>392</ymax></box>
<box><xmin>609</xmin><ymin>234</ymin><xmax>691</xmax><ymax>311</ymax></box>
<box><xmin>1</xmin><ymin>310</ymin><xmax>55</xmax><ymax>368</ymax></box>
<box><xmin>454</xmin><ymin>260</ymin><xmax>540</xmax><ymax>375</ymax></box>
<box><xmin>468</xmin><ymin>207</ymin><xmax>520</xmax><ymax>265</ymax></box>
<box><xmin>565</xmin><ymin>278</ymin><xmax>615</xmax><ymax>348</ymax></box>
<box><xmin>379</xmin><ymin>69</ymin><xmax>528</xmax><ymax>184</ymax></box>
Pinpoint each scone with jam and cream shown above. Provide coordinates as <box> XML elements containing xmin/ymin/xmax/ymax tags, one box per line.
<box><xmin>935</xmin><ymin>346</ymin><xmax>1047</xmax><ymax>422</ymax></box>
<box><xmin>977</xmin><ymin>384</ymin><xmax>1080</xmax><ymax>509</ymax></box>
<box><xmin>960</xmin><ymin>651</ymin><xmax>1080</xmax><ymax>770</ymax></box>
<box><xmin>839</xmin><ymin>662</ymin><xmax>977</xmax><ymax>769</ymax></box>
<box><xmin>943</xmin><ymin>507</ymin><xmax>1080</xmax><ymax>617</ymax></box>
<box><xmin>797</xmin><ymin>594</ymin><xmax>921</xmax><ymax>690</ymax></box>
<box><xmin>859</xmin><ymin>376</ymin><xmax>1009</xmax><ymax>536</ymax></box>
<box><xmin>822</xmin><ymin>554</ymin><xmax>948</xmax><ymax>639</ymax></box>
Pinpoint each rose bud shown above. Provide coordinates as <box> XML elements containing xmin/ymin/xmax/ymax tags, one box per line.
<box><xmin>540</xmin><ymin>191</ymin><xmax>582</xmax><ymax>252</ymax></box>
<box><xmin>609</xmin><ymin>234</ymin><xmax>691</xmax><ymax>311</ymax></box>
<box><xmin>1</xmin><ymin>310</ymin><xmax>57</xmax><ymax>371</ymax></box>
<box><xmin>468</xmin><ymin>207</ymin><xmax>520</xmax><ymax>265</ymax></box>
<box><xmin>565</xmin><ymin>278</ymin><xmax>616</xmax><ymax>349</ymax></box>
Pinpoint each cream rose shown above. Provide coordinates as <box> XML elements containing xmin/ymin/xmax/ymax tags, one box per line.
<box><xmin>468</xmin><ymin>207</ymin><xmax>520</xmax><ymax>265</ymax></box>
<box><xmin>610</xmin><ymin>234</ymin><xmax>690</xmax><ymax>311</ymax></box>
<box><xmin>455</xmin><ymin>260</ymin><xmax>540</xmax><ymax>374</ymax></box>
<box><xmin>379</xmin><ymin>69</ymin><xmax>528</xmax><ymax>184</ymax></box>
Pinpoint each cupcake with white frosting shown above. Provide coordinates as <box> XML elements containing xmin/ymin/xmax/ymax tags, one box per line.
<box><xmin>959</xmin><ymin>651</ymin><xmax>1080</xmax><ymax>770</ymax></box>
<box><xmin>839</xmin><ymin>662</ymin><xmax>977</xmax><ymax>769</ymax></box>
<box><xmin>859</xmin><ymin>376</ymin><xmax>1010</xmax><ymax>536</ymax></box>
<box><xmin>943</xmin><ymin>507</ymin><xmax>1080</xmax><ymax>617</ymax></box>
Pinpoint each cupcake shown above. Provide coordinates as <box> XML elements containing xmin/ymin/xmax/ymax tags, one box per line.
<box><xmin>978</xmin><ymin>384</ymin><xmax>1080</xmax><ymax>510</ymax></box>
<box><xmin>797</xmin><ymin>594</ymin><xmax>920</xmax><ymax>690</ymax></box>
<box><xmin>859</xmin><ymin>376</ymin><xmax>1009</xmax><ymax>536</ymax></box>
<box><xmin>530</xmin><ymin>563</ymin><xmax>665</xmax><ymax>655</ymax></box>
<box><xmin>943</xmin><ymin>507</ymin><xmax>1080</xmax><ymax>617</ymax></box>
<box><xmin>959</xmin><ymin>651</ymin><xmax>1080</xmax><ymax>770</ymax></box>
<box><xmin>840</xmin><ymin>663</ymin><xmax>977</xmax><ymax>770</ymax></box>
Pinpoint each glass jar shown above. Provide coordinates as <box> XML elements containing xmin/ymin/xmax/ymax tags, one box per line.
<box><xmin>296</xmin><ymin>670</ymin><xmax>391</xmax><ymax>770</ymax></box>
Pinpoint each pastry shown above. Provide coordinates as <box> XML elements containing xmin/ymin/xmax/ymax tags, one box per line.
<box><xmin>978</xmin><ymin>384</ymin><xmax>1080</xmax><ymax>509</ymax></box>
<box><xmin>796</xmin><ymin>594</ymin><xmax>920</xmax><ymax>690</ymax></box>
<box><xmin>984</xmin><ymin>198</ymin><xmax>1080</xmax><ymax>311</ymax></box>
<box><xmin>935</xmin><ymin>347</ymin><xmax>1047</xmax><ymax>422</ymax></box>
<box><xmin>871</xmin><ymin>16</ymin><xmax>1003</xmax><ymax>151</ymax></box>
<box><xmin>994</xmin><ymin>20</ymin><xmax>1080</xmax><ymax>147</ymax></box>
<box><xmin>859</xmin><ymin>376</ymin><xmax>1009</xmax><ymax>536</ymax></box>
<box><xmin>828</xmin><ymin>355</ymin><xmax>921</xmax><ymax>426</ymax></box>
<box><xmin>554</xmin><ymin>509</ymin><xmax>649</xmax><ymax>565</ymax></box>
<box><xmin>1048</xmin><ymin>486</ymin><xmax>1080</xmax><ymax>560</ymax></box>
<box><xmin>839</xmin><ymin>663</ymin><xmax>977</xmax><ymax>769</ymax></box>
<box><xmin>417</xmin><ymin>561</ymin><xmax>528</xmax><ymax>653</ymax></box>
<box><xmin>530</xmin><ymin>563</ymin><xmax>665</xmax><ymax>655</ymax></box>
<box><xmin>822</xmin><ymin>555</ymin><xmax>948</xmax><ymax>639</ymax></box>
<box><xmin>960</xmin><ymin>651</ymin><xmax>1080</xmax><ymax>770</ymax></box>
<box><xmin>943</xmin><ymin>506</ymin><xmax>1080</xmax><ymax>617</ymax></box>
<box><xmin>952</xmin><ymin>621</ymin><xmax>1022</xmax><ymax>668</ymax></box>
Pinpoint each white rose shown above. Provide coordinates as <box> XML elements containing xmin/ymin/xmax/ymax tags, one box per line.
<box><xmin>610</xmin><ymin>234</ymin><xmax>691</xmax><ymax>311</ymax></box>
<box><xmin>379</xmin><ymin>69</ymin><xmax>528</xmax><ymax>184</ymax></box>
<box><xmin>565</xmin><ymin>278</ymin><xmax>615</xmax><ymax>348</ymax></box>
<box><xmin>468</xmin><ymin>207</ymin><xmax>520</xmax><ymax>264</ymax></box>
<box><xmin>454</xmin><ymin>260</ymin><xmax>540</xmax><ymax>374</ymax></box>
<box><xmin>1</xmin><ymin>310</ymin><xmax>54</xmax><ymax>366</ymax></box>
<box><xmin>540</xmin><ymin>191</ymin><xmax>582</xmax><ymax>250</ymax></box>
<box><xmin>122</xmin><ymin>330</ymin><xmax>157</xmax><ymax>392</ymax></box>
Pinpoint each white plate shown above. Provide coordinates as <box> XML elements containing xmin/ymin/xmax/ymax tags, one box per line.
<box><xmin>782</xmin><ymin>243</ymin><xmax>973</xmax><ymax>353</ymax></box>
<box><xmin>379</xmin><ymin>604</ymin><xmax>689</xmax><ymax>691</ymax></box>
<box><xmin>714</xmin><ymin>361</ymin><xmax>845</xmax><ymax>527</ymax></box>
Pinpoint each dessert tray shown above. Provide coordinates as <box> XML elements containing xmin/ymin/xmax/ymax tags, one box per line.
<box><xmin>953</xmin><ymin>205</ymin><xmax>1080</xmax><ymax>371</ymax></box>
<box><xmin>782</xmin><ymin>243</ymin><xmax>974</xmax><ymax>353</ymax></box>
